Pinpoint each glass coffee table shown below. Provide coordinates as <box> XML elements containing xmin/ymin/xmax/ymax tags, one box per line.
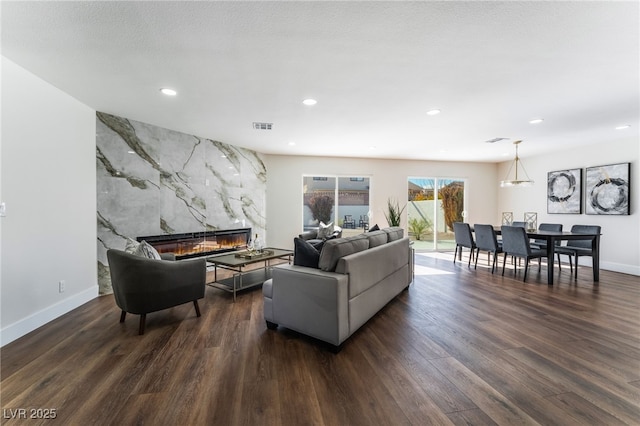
<box><xmin>206</xmin><ymin>248</ymin><xmax>293</xmax><ymax>301</ymax></box>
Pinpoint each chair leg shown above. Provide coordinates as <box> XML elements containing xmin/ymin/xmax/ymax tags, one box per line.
<box><xmin>491</xmin><ymin>252</ymin><xmax>497</xmax><ymax>274</ymax></box>
<box><xmin>474</xmin><ymin>249</ymin><xmax>479</xmax><ymax>269</ymax></box>
<box><xmin>502</xmin><ymin>253</ymin><xmax>507</xmax><ymax>276</ymax></box>
<box><xmin>138</xmin><ymin>314</ymin><xmax>146</xmax><ymax>335</ymax></box>
<box><xmin>468</xmin><ymin>248</ymin><xmax>473</xmax><ymax>267</ymax></box>
<box><xmin>193</xmin><ymin>300</ymin><xmax>201</xmax><ymax>317</ymax></box>
<box><xmin>523</xmin><ymin>259</ymin><xmax>529</xmax><ymax>282</ymax></box>
<box><xmin>573</xmin><ymin>255</ymin><xmax>578</xmax><ymax>281</ymax></box>
<box><xmin>454</xmin><ymin>246</ymin><xmax>458</xmax><ymax>264</ymax></box>
<box><xmin>120</xmin><ymin>310</ymin><xmax>126</xmax><ymax>323</ymax></box>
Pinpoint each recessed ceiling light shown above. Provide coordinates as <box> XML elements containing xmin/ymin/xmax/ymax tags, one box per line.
<box><xmin>288</xmin><ymin>141</ymin><xmax>296</xmax><ymax>146</ymax></box>
<box><xmin>615</xmin><ymin>124</ymin><xmax>631</xmax><ymax>130</ymax></box>
<box><xmin>426</xmin><ymin>109</ymin><xmax>441</xmax><ymax>116</ymax></box>
<box><xmin>302</xmin><ymin>98</ymin><xmax>317</xmax><ymax>106</ymax></box>
<box><xmin>369</xmin><ymin>146</ymin><xmax>377</xmax><ymax>150</ymax></box>
<box><xmin>529</xmin><ymin>118</ymin><xmax>544</xmax><ymax>124</ymax></box>
<box><xmin>160</xmin><ymin>88</ymin><xmax>177</xmax><ymax>96</ymax></box>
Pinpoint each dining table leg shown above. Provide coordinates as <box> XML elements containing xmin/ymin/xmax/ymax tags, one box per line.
<box><xmin>547</xmin><ymin>237</ymin><xmax>556</xmax><ymax>286</ymax></box>
<box><xmin>592</xmin><ymin>235</ymin><xmax>600</xmax><ymax>282</ymax></box>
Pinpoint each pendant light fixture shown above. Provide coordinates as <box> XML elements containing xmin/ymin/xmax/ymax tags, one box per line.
<box><xmin>500</xmin><ymin>140</ymin><xmax>534</xmax><ymax>187</ymax></box>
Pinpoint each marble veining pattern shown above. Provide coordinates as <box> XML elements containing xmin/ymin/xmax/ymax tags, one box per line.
<box><xmin>97</xmin><ymin>112</ymin><xmax>266</xmax><ymax>294</ymax></box>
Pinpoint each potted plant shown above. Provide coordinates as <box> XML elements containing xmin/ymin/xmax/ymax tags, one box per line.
<box><xmin>384</xmin><ymin>198</ymin><xmax>406</xmax><ymax>227</ymax></box>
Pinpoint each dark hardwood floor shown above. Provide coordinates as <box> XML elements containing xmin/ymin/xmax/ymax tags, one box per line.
<box><xmin>2</xmin><ymin>253</ymin><xmax>639</xmax><ymax>425</ymax></box>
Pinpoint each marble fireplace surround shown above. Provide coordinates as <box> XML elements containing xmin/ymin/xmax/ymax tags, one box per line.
<box><xmin>97</xmin><ymin>112</ymin><xmax>266</xmax><ymax>294</ymax></box>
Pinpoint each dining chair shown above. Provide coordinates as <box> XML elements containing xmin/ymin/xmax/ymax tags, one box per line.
<box><xmin>500</xmin><ymin>225</ymin><xmax>548</xmax><ymax>282</ymax></box>
<box><xmin>343</xmin><ymin>215</ymin><xmax>355</xmax><ymax>229</ymax></box>
<box><xmin>473</xmin><ymin>224</ymin><xmax>502</xmax><ymax>273</ymax></box>
<box><xmin>555</xmin><ymin>225</ymin><xmax>601</xmax><ymax>280</ymax></box>
<box><xmin>453</xmin><ymin>222</ymin><xmax>476</xmax><ymax>266</ymax></box>
<box><xmin>531</xmin><ymin>223</ymin><xmax>563</xmax><ymax>271</ymax></box>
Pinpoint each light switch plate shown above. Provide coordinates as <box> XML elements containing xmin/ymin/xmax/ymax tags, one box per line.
<box><xmin>0</xmin><ymin>202</ymin><xmax>6</xmax><ymax>217</ymax></box>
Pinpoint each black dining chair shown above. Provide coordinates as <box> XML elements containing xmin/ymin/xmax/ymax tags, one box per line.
<box><xmin>531</xmin><ymin>223</ymin><xmax>563</xmax><ymax>271</ymax></box>
<box><xmin>453</xmin><ymin>222</ymin><xmax>476</xmax><ymax>266</ymax></box>
<box><xmin>473</xmin><ymin>224</ymin><xmax>502</xmax><ymax>273</ymax></box>
<box><xmin>501</xmin><ymin>225</ymin><xmax>548</xmax><ymax>282</ymax></box>
<box><xmin>555</xmin><ymin>225</ymin><xmax>601</xmax><ymax>280</ymax></box>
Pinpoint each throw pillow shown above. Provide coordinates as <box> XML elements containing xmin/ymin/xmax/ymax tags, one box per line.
<box><xmin>368</xmin><ymin>224</ymin><xmax>380</xmax><ymax>232</ymax></box>
<box><xmin>317</xmin><ymin>221</ymin><xmax>335</xmax><ymax>240</ymax></box>
<box><xmin>124</xmin><ymin>238</ymin><xmax>140</xmax><ymax>254</ymax></box>
<box><xmin>134</xmin><ymin>240</ymin><xmax>162</xmax><ymax>260</ymax></box>
<box><xmin>293</xmin><ymin>237</ymin><xmax>321</xmax><ymax>268</ymax></box>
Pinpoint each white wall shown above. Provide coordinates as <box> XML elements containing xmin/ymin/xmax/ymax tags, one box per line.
<box><xmin>498</xmin><ymin>137</ymin><xmax>639</xmax><ymax>275</ymax></box>
<box><xmin>265</xmin><ymin>155</ymin><xmax>498</xmax><ymax>249</ymax></box>
<box><xmin>1</xmin><ymin>57</ymin><xmax>98</xmax><ymax>346</ymax></box>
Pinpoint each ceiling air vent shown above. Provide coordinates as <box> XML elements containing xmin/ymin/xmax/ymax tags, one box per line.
<box><xmin>484</xmin><ymin>137</ymin><xmax>509</xmax><ymax>143</ymax></box>
<box><xmin>253</xmin><ymin>122</ymin><xmax>273</xmax><ymax>130</ymax></box>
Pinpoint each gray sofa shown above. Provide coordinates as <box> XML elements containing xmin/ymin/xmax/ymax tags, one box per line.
<box><xmin>263</xmin><ymin>227</ymin><xmax>412</xmax><ymax>351</ymax></box>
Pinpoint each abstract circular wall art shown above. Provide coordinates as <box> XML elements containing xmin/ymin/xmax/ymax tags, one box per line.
<box><xmin>547</xmin><ymin>168</ymin><xmax>582</xmax><ymax>214</ymax></box>
<box><xmin>585</xmin><ymin>163</ymin><xmax>630</xmax><ymax>215</ymax></box>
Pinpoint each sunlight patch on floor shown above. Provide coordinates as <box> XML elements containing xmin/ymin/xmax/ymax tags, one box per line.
<box><xmin>415</xmin><ymin>252</ymin><xmax>455</xmax><ymax>261</ymax></box>
<box><xmin>413</xmin><ymin>264</ymin><xmax>455</xmax><ymax>276</ymax></box>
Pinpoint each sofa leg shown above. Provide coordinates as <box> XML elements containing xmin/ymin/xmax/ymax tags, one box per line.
<box><xmin>120</xmin><ymin>310</ymin><xmax>127</xmax><ymax>323</ymax></box>
<box><xmin>138</xmin><ymin>314</ymin><xmax>146</xmax><ymax>335</ymax></box>
<box><xmin>328</xmin><ymin>343</ymin><xmax>343</xmax><ymax>354</ymax></box>
<box><xmin>266</xmin><ymin>320</ymin><xmax>278</xmax><ymax>330</ymax></box>
<box><xmin>193</xmin><ymin>300</ymin><xmax>201</xmax><ymax>317</ymax></box>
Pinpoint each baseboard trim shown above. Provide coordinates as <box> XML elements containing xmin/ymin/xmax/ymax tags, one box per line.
<box><xmin>598</xmin><ymin>261</ymin><xmax>640</xmax><ymax>277</ymax></box>
<box><xmin>1</xmin><ymin>286</ymin><xmax>99</xmax><ymax>347</ymax></box>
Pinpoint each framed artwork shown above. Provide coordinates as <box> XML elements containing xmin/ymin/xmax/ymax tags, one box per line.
<box><xmin>547</xmin><ymin>168</ymin><xmax>582</xmax><ymax>214</ymax></box>
<box><xmin>585</xmin><ymin>163</ymin><xmax>630</xmax><ymax>215</ymax></box>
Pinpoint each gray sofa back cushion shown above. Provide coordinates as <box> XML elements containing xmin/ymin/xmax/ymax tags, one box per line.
<box><xmin>319</xmin><ymin>235</ymin><xmax>370</xmax><ymax>272</ymax></box>
<box><xmin>383</xmin><ymin>226</ymin><xmax>404</xmax><ymax>242</ymax></box>
<box><xmin>366</xmin><ymin>230</ymin><xmax>388</xmax><ymax>248</ymax></box>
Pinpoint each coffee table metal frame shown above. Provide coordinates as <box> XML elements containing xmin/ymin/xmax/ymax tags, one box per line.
<box><xmin>206</xmin><ymin>248</ymin><xmax>293</xmax><ymax>301</ymax></box>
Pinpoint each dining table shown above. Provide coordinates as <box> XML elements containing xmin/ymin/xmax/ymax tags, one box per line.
<box><xmin>497</xmin><ymin>227</ymin><xmax>601</xmax><ymax>285</ymax></box>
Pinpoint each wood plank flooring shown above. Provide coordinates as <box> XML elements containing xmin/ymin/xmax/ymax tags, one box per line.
<box><xmin>2</xmin><ymin>252</ymin><xmax>639</xmax><ymax>425</ymax></box>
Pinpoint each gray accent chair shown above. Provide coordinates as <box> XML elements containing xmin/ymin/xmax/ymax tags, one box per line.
<box><xmin>473</xmin><ymin>224</ymin><xmax>502</xmax><ymax>273</ymax></box>
<box><xmin>500</xmin><ymin>225</ymin><xmax>548</xmax><ymax>282</ymax></box>
<box><xmin>555</xmin><ymin>225</ymin><xmax>601</xmax><ymax>280</ymax></box>
<box><xmin>453</xmin><ymin>222</ymin><xmax>476</xmax><ymax>266</ymax></box>
<box><xmin>107</xmin><ymin>249</ymin><xmax>206</xmax><ymax>334</ymax></box>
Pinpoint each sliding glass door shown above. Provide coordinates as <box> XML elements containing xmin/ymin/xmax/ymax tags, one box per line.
<box><xmin>408</xmin><ymin>177</ymin><xmax>465</xmax><ymax>251</ymax></box>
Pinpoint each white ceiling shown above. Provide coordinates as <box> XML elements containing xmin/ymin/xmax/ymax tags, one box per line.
<box><xmin>2</xmin><ymin>1</ymin><xmax>638</xmax><ymax>162</ymax></box>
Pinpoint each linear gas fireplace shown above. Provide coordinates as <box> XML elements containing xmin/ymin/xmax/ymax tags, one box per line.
<box><xmin>137</xmin><ymin>228</ymin><xmax>251</xmax><ymax>260</ymax></box>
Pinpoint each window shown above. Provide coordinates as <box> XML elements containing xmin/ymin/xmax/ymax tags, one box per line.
<box><xmin>303</xmin><ymin>175</ymin><xmax>371</xmax><ymax>235</ymax></box>
<box><xmin>408</xmin><ymin>177</ymin><xmax>466</xmax><ymax>250</ymax></box>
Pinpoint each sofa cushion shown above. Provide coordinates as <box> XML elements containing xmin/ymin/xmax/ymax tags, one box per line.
<box><xmin>317</xmin><ymin>221</ymin><xmax>335</xmax><ymax>239</ymax></box>
<box><xmin>365</xmin><ymin>230</ymin><xmax>388</xmax><ymax>248</ymax></box>
<box><xmin>383</xmin><ymin>226</ymin><xmax>404</xmax><ymax>242</ymax></box>
<box><xmin>293</xmin><ymin>237</ymin><xmax>321</xmax><ymax>268</ymax></box>
<box><xmin>318</xmin><ymin>236</ymin><xmax>369</xmax><ymax>272</ymax></box>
